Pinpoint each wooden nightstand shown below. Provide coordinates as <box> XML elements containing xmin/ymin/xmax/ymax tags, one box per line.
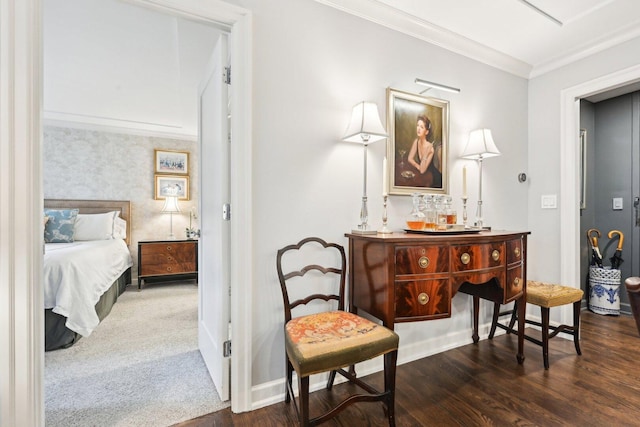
<box><xmin>137</xmin><ymin>239</ymin><xmax>198</xmax><ymax>289</ymax></box>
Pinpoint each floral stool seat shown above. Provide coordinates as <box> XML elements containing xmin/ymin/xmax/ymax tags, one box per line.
<box><xmin>489</xmin><ymin>280</ymin><xmax>584</xmax><ymax>369</ymax></box>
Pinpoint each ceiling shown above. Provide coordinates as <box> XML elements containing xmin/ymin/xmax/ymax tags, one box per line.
<box><xmin>317</xmin><ymin>0</ymin><xmax>640</xmax><ymax>79</ymax></box>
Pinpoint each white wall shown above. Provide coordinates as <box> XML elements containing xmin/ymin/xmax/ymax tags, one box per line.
<box><xmin>43</xmin><ymin>0</ymin><xmax>220</xmax><ymax>138</ymax></box>
<box><xmin>230</xmin><ymin>0</ymin><xmax>528</xmax><ymax>402</ymax></box>
<box><xmin>528</xmin><ymin>37</ymin><xmax>640</xmax><ymax>286</ymax></box>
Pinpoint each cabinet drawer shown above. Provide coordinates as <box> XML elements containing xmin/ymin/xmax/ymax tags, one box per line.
<box><xmin>506</xmin><ymin>238</ymin><xmax>523</xmax><ymax>265</ymax></box>
<box><xmin>450</xmin><ymin>243</ymin><xmax>504</xmax><ymax>272</ymax></box>
<box><xmin>395</xmin><ymin>245</ymin><xmax>448</xmax><ymax>276</ymax></box>
<box><xmin>140</xmin><ymin>242</ymin><xmax>193</xmax><ymax>257</ymax></box>
<box><xmin>140</xmin><ymin>262</ymin><xmax>196</xmax><ymax>276</ymax></box>
<box><xmin>395</xmin><ymin>279</ymin><xmax>451</xmax><ymax>320</ymax></box>
<box><xmin>505</xmin><ymin>265</ymin><xmax>524</xmax><ymax>302</ymax></box>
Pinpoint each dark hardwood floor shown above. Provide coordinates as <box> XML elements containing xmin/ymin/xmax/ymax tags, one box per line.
<box><xmin>175</xmin><ymin>310</ymin><xmax>640</xmax><ymax>426</ymax></box>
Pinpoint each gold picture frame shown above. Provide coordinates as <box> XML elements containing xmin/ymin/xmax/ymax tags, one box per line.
<box><xmin>386</xmin><ymin>88</ymin><xmax>449</xmax><ymax>195</ymax></box>
<box><xmin>155</xmin><ymin>149</ymin><xmax>189</xmax><ymax>175</ymax></box>
<box><xmin>154</xmin><ymin>174</ymin><xmax>189</xmax><ymax>200</ymax></box>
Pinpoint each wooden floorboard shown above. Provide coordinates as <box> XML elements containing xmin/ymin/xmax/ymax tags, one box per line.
<box><xmin>175</xmin><ymin>311</ymin><xmax>640</xmax><ymax>426</ymax></box>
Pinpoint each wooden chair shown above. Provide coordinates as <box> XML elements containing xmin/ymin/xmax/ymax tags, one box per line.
<box><xmin>489</xmin><ymin>280</ymin><xmax>584</xmax><ymax>369</ymax></box>
<box><xmin>276</xmin><ymin>237</ymin><xmax>399</xmax><ymax>426</ymax></box>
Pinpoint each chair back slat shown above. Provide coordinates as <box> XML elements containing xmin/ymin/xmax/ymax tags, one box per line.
<box><xmin>276</xmin><ymin>237</ymin><xmax>347</xmax><ymax>322</ymax></box>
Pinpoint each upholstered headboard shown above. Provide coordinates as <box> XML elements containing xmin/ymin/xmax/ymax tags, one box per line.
<box><xmin>44</xmin><ymin>199</ymin><xmax>131</xmax><ymax>245</ymax></box>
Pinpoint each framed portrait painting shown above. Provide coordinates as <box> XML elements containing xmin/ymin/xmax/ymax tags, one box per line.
<box><xmin>155</xmin><ymin>149</ymin><xmax>189</xmax><ymax>175</ymax></box>
<box><xmin>155</xmin><ymin>174</ymin><xmax>190</xmax><ymax>200</ymax></box>
<box><xmin>386</xmin><ymin>88</ymin><xmax>449</xmax><ymax>195</ymax></box>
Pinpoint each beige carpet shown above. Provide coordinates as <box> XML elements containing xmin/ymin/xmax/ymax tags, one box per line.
<box><xmin>45</xmin><ymin>281</ymin><xmax>229</xmax><ymax>427</ymax></box>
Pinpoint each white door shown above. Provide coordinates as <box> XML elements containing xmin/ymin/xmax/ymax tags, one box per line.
<box><xmin>198</xmin><ymin>34</ymin><xmax>230</xmax><ymax>401</ymax></box>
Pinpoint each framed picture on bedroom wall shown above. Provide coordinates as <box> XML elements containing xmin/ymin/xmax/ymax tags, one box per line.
<box><xmin>155</xmin><ymin>175</ymin><xmax>190</xmax><ymax>200</ymax></box>
<box><xmin>386</xmin><ymin>88</ymin><xmax>449</xmax><ymax>195</ymax></box>
<box><xmin>155</xmin><ymin>149</ymin><xmax>189</xmax><ymax>175</ymax></box>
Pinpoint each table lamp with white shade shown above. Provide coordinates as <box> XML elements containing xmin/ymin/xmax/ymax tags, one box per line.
<box><xmin>342</xmin><ymin>101</ymin><xmax>388</xmax><ymax>234</ymax></box>
<box><xmin>461</xmin><ymin>129</ymin><xmax>501</xmax><ymax>229</ymax></box>
<box><xmin>161</xmin><ymin>195</ymin><xmax>181</xmax><ymax>239</ymax></box>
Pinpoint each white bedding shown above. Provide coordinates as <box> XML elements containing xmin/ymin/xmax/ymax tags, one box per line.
<box><xmin>44</xmin><ymin>239</ymin><xmax>133</xmax><ymax>337</ymax></box>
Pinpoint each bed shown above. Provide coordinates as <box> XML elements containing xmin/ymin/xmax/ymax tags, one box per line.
<box><xmin>44</xmin><ymin>199</ymin><xmax>133</xmax><ymax>351</ymax></box>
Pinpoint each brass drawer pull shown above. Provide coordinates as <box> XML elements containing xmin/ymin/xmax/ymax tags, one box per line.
<box><xmin>461</xmin><ymin>253</ymin><xmax>470</xmax><ymax>265</ymax></box>
<box><xmin>513</xmin><ymin>277</ymin><xmax>520</xmax><ymax>286</ymax></box>
<box><xmin>418</xmin><ymin>292</ymin><xmax>429</xmax><ymax>305</ymax></box>
<box><xmin>492</xmin><ymin>250</ymin><xmax>500</xmax><ymax>261</ymax></box>
<box><xmin>166</xmin><ymin>246</ymin><xmax>173</xmax><ymax>251</ymax></box>
<box><xmin>167</xmin><ymin>256</ymin><xmax>174</xmax><ymax>262</ymax></box>
<box><xmin>418</xmin><ymin>256</ymin><xmax>430</xmax><ymax>269</ymax></box>
<box><xmin>166</xmin><ymin>266</ymin><xmax>173</xmax><ymax>272</ymax></box>
<box><xmin>514</xmin><ymin>247</ymin><xmax>521</xmax><ymax>257</ymax></box>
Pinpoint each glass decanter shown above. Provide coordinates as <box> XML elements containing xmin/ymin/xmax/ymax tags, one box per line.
<box><xmin>445</xmin><ymin>196</ymin><xmax>457</xmax><ymax>225</ymax></box>
<box><xmin>406</xmin><ymin>193</ymin><xmax>426</xmax><ymax>230</ymax></box>
<box><xmin>422</xmin><ymin>194</ymin><xmax>437</xmax><ymax>231</ymax></box>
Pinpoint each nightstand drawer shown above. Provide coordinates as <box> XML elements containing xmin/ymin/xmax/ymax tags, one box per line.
<box><xmin>140</xmin><ymin>262</ymin><xmax>196</xmax><ymax>276</ymax></box>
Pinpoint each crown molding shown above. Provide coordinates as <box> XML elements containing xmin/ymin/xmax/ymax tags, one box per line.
<box><xmin>314</xmin><ymin>0</ymin><xmax>532</xmax><ymax>78</ymax></box>
<box><xmin>43</xmin><ymin>111</ymin><xmax>197</xmax><ymax>141</ymax></box>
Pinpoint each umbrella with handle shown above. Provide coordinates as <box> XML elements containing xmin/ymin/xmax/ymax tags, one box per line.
<box><xmin>587</xmin><ymin>228</ymin><xmax>603</xmax><ymax>268</ymax></box>
<box><xmin>608</xmin><ymin>229</ymin><xmax>624</xmax><ymax>270</ymax></box>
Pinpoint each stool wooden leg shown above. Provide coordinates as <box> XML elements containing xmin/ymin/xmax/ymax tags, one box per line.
<box><xmin>573</xmin><ymin>300</ymin><xmax>582</xmax><ymax>356</ymax></box>
<box><xmin>541</xmin><ymin>306</ymin><xmax>550</xmax><ymax>370</ymax></box>
<box><xmin>384</xmin><ymin>350</ymin><xmax>397</xmax><ymax>427</ymax></box>
<box><xmin>508</xmin><ymin>300</ymin><xmax>518</xmax><ymax>331</ymax></box>
<box><xmin>489</xmin><ymin>301</ymin><xmax>501</xmax><ymax>339</ymax></box>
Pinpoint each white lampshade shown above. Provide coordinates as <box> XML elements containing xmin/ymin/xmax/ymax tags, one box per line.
<box><xmin>461</xmin><ymin>129</ymin><xmax>501</xmax><ymax>160</ymax></box>
<box><xmin>342</xmin><ymin>101</ymin><xmax>388</xmax><ymax>145</ymax></box>
<box><xmin>162</xmin><ymin>196</ymin><xmax>181</xmax><ymax>213</ymax></box>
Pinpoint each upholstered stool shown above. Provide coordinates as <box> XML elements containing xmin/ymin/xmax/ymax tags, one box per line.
<box><xmin>489</xmin><ymin>280</ymin><xmax>584</xmax><ymax>369</ymax></box>
<box><xmin>624</xmin><ymin>277</ymin><xmax>640</xmax><ymax>336</ymax></box>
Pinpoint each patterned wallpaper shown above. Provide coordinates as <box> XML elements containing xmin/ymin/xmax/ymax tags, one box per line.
<box><xmin>43</xmin><ymin>126</ymin><xmax>199</xmax><ymax>278</ymax></box>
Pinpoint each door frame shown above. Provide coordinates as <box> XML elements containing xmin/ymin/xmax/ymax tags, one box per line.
<box><xmin>560</xmin><ymin>64</ymin><xmax>640</xmax><ymax>324</ymax></box>
<box><xmin>0</xmin><ymin>1</ymin><xmax>253</xmax><ymax>425</ymax></box>
<box><xmin>119</xmin><ymin>1</ymin><xmax>254</xmax><ymax>413</ymax></box>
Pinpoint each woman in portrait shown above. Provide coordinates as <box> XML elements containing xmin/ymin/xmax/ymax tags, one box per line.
<box><xmin>407</xmin><ymin>115</ymin><xmax>442</xmax><ymax>188</ymax></box>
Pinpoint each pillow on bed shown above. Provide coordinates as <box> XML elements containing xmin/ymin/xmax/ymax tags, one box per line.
<box><xmin>73</xmin><ymin>211</ymin><xmax>120</xmax><ymax>241</ymax></box>
<box><xmin>113</xmin><ymin>216</ymin><xmax>127</xmax><ymax>240</ymax></box>
<box><xmin>44</xmin><ymin>209</ymin><xmax>79</xmax><ymax>243</ymax></box>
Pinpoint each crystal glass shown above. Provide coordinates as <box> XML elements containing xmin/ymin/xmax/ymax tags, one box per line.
<box><xmin>406</xmin><ymin>193</ymin><xmax>426</xmax><ymax>230</ymax></box>
<box><xmin>422</xmin><ymin>194</ymin><xmax>437</xmax><ymax>231</ymax></box>
<box><xmin>445</xmin><ymin>196</ymin><xmax>457</xmax><ymax>225</ymax></box>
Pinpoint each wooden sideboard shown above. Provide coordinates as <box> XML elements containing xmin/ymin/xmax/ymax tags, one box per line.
<box><xmin>346</xmin><ymin>230</ymin><xmax>530</xmax><ymax>363</ymax></box>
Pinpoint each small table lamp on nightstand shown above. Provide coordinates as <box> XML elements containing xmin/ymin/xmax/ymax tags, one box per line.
<box><xmin>162</xmin><ymin>196</ymin><xmax>180</xmax><ymax>239</ymax></box>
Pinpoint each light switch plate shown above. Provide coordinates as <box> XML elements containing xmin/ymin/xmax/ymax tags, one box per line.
<box><xmin>541</xmin><ymin>194</ymin><xmax>557</xmax><ymax>209</ymax></box>
<box><xmin>613</xmin><ymin>197</ymin><xmax>623</xmax><ymax>210</ymax></box>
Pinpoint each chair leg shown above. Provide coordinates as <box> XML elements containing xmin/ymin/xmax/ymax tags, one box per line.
<box><xmin>573</xmin><ymin>300</ymin><xmax>582</xmax><ymax>356</ymax></box>
<box><xmin>384</xmin><ymin>350</ymin><xmax>397</xmax><ymax>427</ymax></box>
<box><xmin>285</xmin><ymin>359</ymin><xmax>293</xmax><ymax>403</ymax></box>
<box><xmin>326</xmin><ymin>370</ymin><xmax>337</xmax><ymax>390</ymax></box>
<box><xmin>489</xmin><ymin>301</ymin><xmax>501</xmax><ymax>339</ymax></box>
<box><xmin>298</xmin><ymin>375</ymin><xmax>310</xmax><ymax>427</ymax></box>
<box><xmin>541</xmin><ymin>306</ymin><xmax>550</xmax><ymax>370</ymax></box>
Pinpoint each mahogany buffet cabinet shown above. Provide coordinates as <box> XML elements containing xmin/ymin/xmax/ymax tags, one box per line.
<box><xmin>346</xmin><ymin>230</ymin><xmax>530</xmax><ymax>363</ymax></box>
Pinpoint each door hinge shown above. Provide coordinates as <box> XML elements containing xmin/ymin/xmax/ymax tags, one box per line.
<box><xmin>223</xmin><ymin>66</ymin><xmax>231</xmax><ymax>85</ymax></box>
<box><xmin>223</xmin><ymin>340</ymin><xmax>231</xmax><ymax>357</ymax></box>
<box><xmin>222</xmin><ymin>203</ymin><xmax>231</xmax><ymax>221</ymax></box>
